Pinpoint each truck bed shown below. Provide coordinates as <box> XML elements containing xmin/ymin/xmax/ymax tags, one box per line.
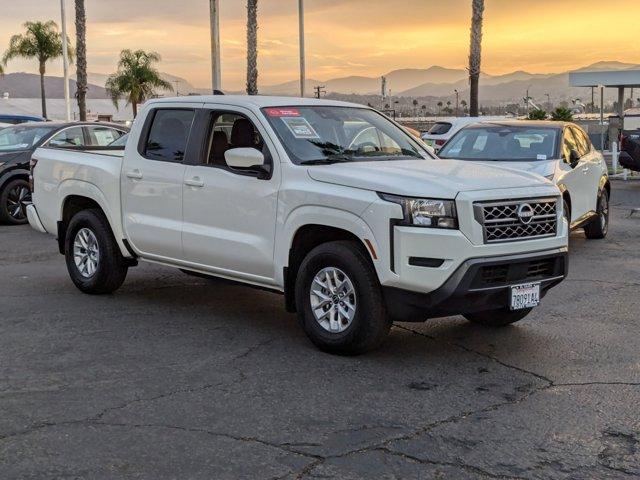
<box><xmin>31</xmin><ymin>146</ymin><xmax>126</xmax><ymax>243</ymax></box>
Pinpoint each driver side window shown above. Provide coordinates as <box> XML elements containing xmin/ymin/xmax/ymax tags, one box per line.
<box><xmin>49</xmin><ymin>127</ymin><xmax>85</xmax><ymax>147</ymax></box>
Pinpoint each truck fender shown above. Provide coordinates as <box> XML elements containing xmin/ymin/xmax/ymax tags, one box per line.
<box><xmin>57</xmin><ymin>179</ymin><xmax>131</xmax><ymax>258</ymax></box>
<box><xmin>275</xmin><ymin>205</ymin><xmax>381</xmax><ymax>287</ymax></box>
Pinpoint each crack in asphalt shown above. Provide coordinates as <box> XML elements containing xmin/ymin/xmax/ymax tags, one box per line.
<box><xmin>377</xmin><ymin>447</ymin><xmax>528</xmax><ymax>480</ymax></box>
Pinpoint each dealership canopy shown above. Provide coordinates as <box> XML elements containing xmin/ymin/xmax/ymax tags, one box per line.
<box><xmin>569</xmin><ymin>69</ymin><xmax>640</xmax><ymax>117</ymax></box>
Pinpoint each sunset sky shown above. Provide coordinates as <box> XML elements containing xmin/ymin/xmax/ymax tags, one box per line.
<box><xmin>1</xmin><ymin>0</ymin><xmax>639</xmax><ymax>89</ymax></box>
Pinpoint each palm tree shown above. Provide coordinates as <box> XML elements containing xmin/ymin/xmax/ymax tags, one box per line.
<box><xmin>2</xmin><ymin>21</ymin><xmax>73</xmax><ymax>119</ymax></box>
<box><xmin>0</xmin><ymin>64</ymin><xmax>4</xmax><ymax>75</ymax></box>
<box><xmin>75</xmin><ymin>0</ymin><xmax>88</xmax><ymax>121</ymax></box>
<box><xmin>437</xmin><ymin>101</ymin><xmax>443</xmax><ymax>116</ymax></box>
<box><xmin>246</xmin><ymin>0</ymin><xmax>258</xmax><ymax>95</ymax></box>
<box><xmin>105</xmin><ymin>49</ymin><xmax>172</xmax><ymax>118</ymax></box>
<box><xmin>468</xmin><ymin>0</ymin><xmax>484</xmax><ymax>117</ymax></box>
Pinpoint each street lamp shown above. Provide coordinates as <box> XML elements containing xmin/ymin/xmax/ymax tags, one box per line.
<box><xmin>454</xmin><ymin>89</ymin><xmax>459</xmax><ymax>117</ymax></box>
<box><xmin>60</xmin><ymin>0</ymin><xmax>71</xmax><ymax>121</ymax></box>
<box><xmin>298</xmin><ymin>0</ymin><xmax>305</xmax><ymax>97</ymax></box>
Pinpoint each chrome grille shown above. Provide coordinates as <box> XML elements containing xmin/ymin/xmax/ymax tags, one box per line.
<box><xmin>475</xmin><ymin>198</ymin><xmax>558</xmax><ymax>243</ymax></box>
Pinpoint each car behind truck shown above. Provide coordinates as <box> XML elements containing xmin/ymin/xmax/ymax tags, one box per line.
<box><xmin>28</xmin><ymin>96</ymin><xmax>569</xmax><ymax>354</ymax></box>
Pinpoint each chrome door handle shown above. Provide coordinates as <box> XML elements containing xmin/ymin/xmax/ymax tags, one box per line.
<box><xmin>184</xmin><ymin>177</ymin><xmax>204</xmax><ymax>188</ymax></box>
<box><xmin>125</xmin><ymin>169</ymin><xmax>143</xmax><ymax>180</ymax></box>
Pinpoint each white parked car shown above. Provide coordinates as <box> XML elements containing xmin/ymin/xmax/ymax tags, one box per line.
<box><xmin>28</xmin><ymin>96</ymin><xmax>568</xmax><ymax>354</ymax></box>
<box><xmin>421</xmin><ymin>116</ymin><xmax>509</xmax><ymax>152</ymax></box>
<box><xmin>438</xmin><ymin>120</ymin><xmax>610</xmax><ymax>239</ymax></box>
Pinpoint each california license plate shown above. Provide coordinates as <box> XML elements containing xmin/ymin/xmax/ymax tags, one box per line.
<box><xmin>509</xmin><ymin>283</ymin><xmax>540</xmax><ymax>310</ymax></box>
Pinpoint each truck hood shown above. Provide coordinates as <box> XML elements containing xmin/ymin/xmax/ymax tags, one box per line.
<box><xmin>306</xmin><ymin>159</ymin><xmax>552</xmax><ymax>198</ymax></box>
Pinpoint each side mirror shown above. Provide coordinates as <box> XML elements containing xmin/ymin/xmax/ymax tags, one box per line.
<box><xmin>569</xmin><ymin>149</ymin><xmax>580</xmax><ymax>168</ymax></box>
<box><xmin>224</xmin><ymin>147</ymin><xmax>265</xmax><ymax>169</ymax></box>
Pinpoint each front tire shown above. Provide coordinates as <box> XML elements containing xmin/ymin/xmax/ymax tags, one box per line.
<box><xmin>584</xmin><ymin>189</ymin><xmax>609</xmax><ymax>239</ymax></box>
<box><xmin>295</xmin><ymin>241</ymin><xmax>391</xmax><ymax>355</ymax></box>
<box><xmin>0</xmin><ymin>178</ymin><xmax>31</xmax><ymax>225</ymax></box>
<box><xmin>464</xmin><ymin>307</ymin><xmax>532</xmax><ymax>327</ymax></box>
<box><xmin>65</xmin><ymin>209</ymin><xmax>128</xmax><ymax>294</ymax></box>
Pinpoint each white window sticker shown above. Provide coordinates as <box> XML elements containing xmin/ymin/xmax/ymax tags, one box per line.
<box><xmin>281</xmin><ymin>116</ymin><xmax>320</xmax><ymax>139</ymax></box>
<box><xmin>537</xmin><ymin>154</ymin><xmax>547</xmax><ymax>160</ymax></box>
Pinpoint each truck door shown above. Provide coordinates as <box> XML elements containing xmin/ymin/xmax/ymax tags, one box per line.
<box><xmin>181</xmin><ymin>106</ymin><xmax>280</xmax><ymax>284</ymax></box>
<box><xmin>121</xmin><ymin>106</ymin><xmax>198</xmax><ymax>261</ymax></box>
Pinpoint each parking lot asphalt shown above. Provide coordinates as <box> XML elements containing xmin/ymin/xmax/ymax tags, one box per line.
<box><xmin>1</xmin><ymin>180</ymin><xmax>639</xmax><ymax>480</ymax></box>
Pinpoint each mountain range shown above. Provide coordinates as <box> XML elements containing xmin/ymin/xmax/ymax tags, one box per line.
<box><xmin>0</xmin><ymin>61</ymin><xmax>637</xmax><ymax>106</ymax></box>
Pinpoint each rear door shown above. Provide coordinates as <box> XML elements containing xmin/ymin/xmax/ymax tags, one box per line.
<box><xmin>557</xmin><ymin>127</ymin><xmax>590</xmax><ymax>222</ymax></box>
<box><xmin>181</xmin><ymin>105</ymin><xmax>280</xmax><ymax>283</ymax></box>
<box><xmin>121</xmin><ymin>106</ymin><xmax>198</xmax><ymax>261</ymax></box>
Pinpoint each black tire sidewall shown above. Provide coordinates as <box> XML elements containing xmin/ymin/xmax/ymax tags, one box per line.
<box><xmin>65</xmin><ymin>210</ymin><xmax>125</xmax><ymax>294</ymax></box>
<box><xmin>295</xmin><ymin>242</ymin><xmax>389</xmax><ymax>354</ymax></box>
<box><xmin>0</xmin><ymin>178</ymin><xmax>30</xmax><ymax>225</ymax></box>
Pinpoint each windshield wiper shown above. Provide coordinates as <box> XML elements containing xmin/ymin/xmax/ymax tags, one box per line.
<box><xmin>300</xmin><ymin>155</ymin><xmax>353</xmax><ymax>165</ymax></box>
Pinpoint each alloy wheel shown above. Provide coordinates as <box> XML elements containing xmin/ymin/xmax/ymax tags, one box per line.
<box><xmin>310</xmin><ymin>267</ymin><xmax>357</xmax><ymax>333</ymax></box>
<box><xmin>73</xmin><ymin>228</ymin><xmax>100</xmax><ymax>278</ymax></box>
<box><xmin>6</xmin><ymin>185</ymin><xmax>31</xmax><ymax>221</ymax></box>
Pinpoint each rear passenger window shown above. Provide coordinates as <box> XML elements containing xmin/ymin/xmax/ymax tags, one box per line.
<box><xmin>87</xmin><ymin>126</ymin><xmax>124</xmax><ymax>146</ymax></box>
<box><xmin>145</xmin><ymin>109</ymin><xmax>195</xmax><ymax>162</ymax></box>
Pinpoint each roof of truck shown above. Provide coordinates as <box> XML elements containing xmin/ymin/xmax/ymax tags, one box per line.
<box><xmin>147</xmin><ymin>95</ymin><xmax>364</xmax><ymax>109</ymax></box>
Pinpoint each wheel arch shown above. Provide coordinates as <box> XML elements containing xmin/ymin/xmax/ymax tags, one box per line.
<box><xmin>282</xmin><ymin>219</ymin><xmax>379</xmax><ymax>313</ymax></box>
<box><xmin>58</xmin><ymin>188</ymin><xmax>130</xmax><ymax>258</ymax></box>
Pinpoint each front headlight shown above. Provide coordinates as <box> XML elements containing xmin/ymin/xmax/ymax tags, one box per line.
<box><xmin>380</xmin><ymin>193</ymin><xmax>458</xmax><ymax>229</ymax></box>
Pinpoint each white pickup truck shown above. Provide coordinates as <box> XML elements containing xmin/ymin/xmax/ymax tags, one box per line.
<box><xmin>28</xmin><ymin>96</ymin><xmax>568</xmax><ymax>354</ymax></box>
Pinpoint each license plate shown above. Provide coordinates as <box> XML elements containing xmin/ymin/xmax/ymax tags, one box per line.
<box><xmin>424</xmin><ymin>139</ymin><xmax>434</xmax><ymax>147</ymax></box>
<box><xmin>509</xmin><ymin>283</ymin><xmax>540</xmax><ymax>310</ymax></box>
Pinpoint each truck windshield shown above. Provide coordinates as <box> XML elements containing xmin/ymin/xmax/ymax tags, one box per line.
<box><xmin>0</xmin><ymin>125</ymin><xmax>56</xmax><ymax>151</ymax></box>
<box><xmin>261</xmin><ymin>106</ymin><xmax>430</xmax><ymax>165</ymax></box>
<box><xmin>439</xmin><ymin>126</ymin><xmax>558</xmax><ymax>161</ymax></box>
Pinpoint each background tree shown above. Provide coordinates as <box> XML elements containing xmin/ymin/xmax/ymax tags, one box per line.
<box><xmin>246</xmin><ymin>0</ymin><xmax>258</xmax><ymax>95</ymax></box>
<box><xmin>105</xmin><ymin>49</ymin><xmax>172</xmax><ymax>118</ymax></box>
<box><xmin>2</xmin><ymin>21</ymin><xmax>73</xmax><ymax>119</ymax></box>
<box><xmin>75</xmin><ymin>0</ymin><xmax>88</xmax><ymax>121</ymax></box>
<box><xmin>437</xmin><ymin>101</ymin><xmax>443</xmax><ymax>115</ymax></box>
<box><xmin>551</xmin><ymin>107</ymin><xmax>573</xmax><ymax>122</ymax></box>
<box><xmin>468</xmin><ymin>0</ymin><xmax>484</xmax><ymax>117</ymax></box>
<box><xmin>528</xmin><ymin>108</ymin><xmax>547</xmax><ymax>120</ymax></box>
<box><xmin>0</xmin><ymin>64</ymin><xmax>4</xmax><ymax>75</ymax></box>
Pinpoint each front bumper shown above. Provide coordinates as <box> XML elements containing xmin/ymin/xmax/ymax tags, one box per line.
<box><xmin>383</xmin><ymin>248</ymin><xmax>567</xmax><ymax>322</ymax></box>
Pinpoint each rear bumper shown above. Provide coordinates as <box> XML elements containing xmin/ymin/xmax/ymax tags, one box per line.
<box><xmin>383</xmin><ymin>248</ymin><xmax>567</xmax><ymax>322</ymax></box>
<box><xmin>26</xmin><ymin>204</ymin><xmax>47</xmax><ymax>233</ymax></box>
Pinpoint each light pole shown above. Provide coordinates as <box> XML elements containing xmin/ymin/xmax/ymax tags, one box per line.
<box><xmin>298</xmin><ymin>0</ymin><xmax>305</xmax><ymax>97</ymax></box>
<box><xmin>209</xmin><ymin>0</ymin><xmax>221</xmax><ymax>92</ymax></box>
<box><xmin>454</xmin><ymin>89</ymin><xmax>459</xmax><ymax>116</ymax></box>
<box><xmin>60</xmin><ymin>0</ymin><xmax>71</xmax><ymax>121</ymax></box>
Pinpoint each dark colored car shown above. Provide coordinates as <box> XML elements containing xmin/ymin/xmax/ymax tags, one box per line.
<box><xmin>619</xmin><ymin>131</ymin><xmax>640</xmax><ymax>172</ymax></box>
<box><xmin>0</xmin><ymin>114</ymin><xmax>46</xmax><ymax>124</ymax></box>
<box><xmin>0</xmin><ymin>122</ymin><xmax>128</xmax><ymax>224</ymax></box>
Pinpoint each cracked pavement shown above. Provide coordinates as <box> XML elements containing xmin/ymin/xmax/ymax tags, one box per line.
<box><xmin>1</xmin><ymin>180</ymin><xmax>639</xmax><ymax>479</ymax></box>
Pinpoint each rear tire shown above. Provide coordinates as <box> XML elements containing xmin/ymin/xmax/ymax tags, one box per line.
<box><xmin>584</xmin><ymin>189</ymin><xmax>609</xmax><ymax>239</ymax></box>
<box><xmin>0</xmin><ymin>178</ymin><xmax>31</xmax><ymax>225</ymax></box>
<box><xmin>464</xmin><ymin>307</ymin><xmax>532</xmax><ymax>327</ymax></box>
<box><xmin>295</xmin><ymin>240</ymin><xmax>391</xmax><ymax>355</ymax></box>
<box><xmin>65</xmin><ymin>209</ymin><xmax>128</xmax><ymax>294</ymax></box>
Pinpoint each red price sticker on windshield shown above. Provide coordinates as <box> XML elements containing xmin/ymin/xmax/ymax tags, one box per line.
<box><xmin>265</xmin><ymin>108</ymin><xmax>300</xmax><ymax>117</ymax></box>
